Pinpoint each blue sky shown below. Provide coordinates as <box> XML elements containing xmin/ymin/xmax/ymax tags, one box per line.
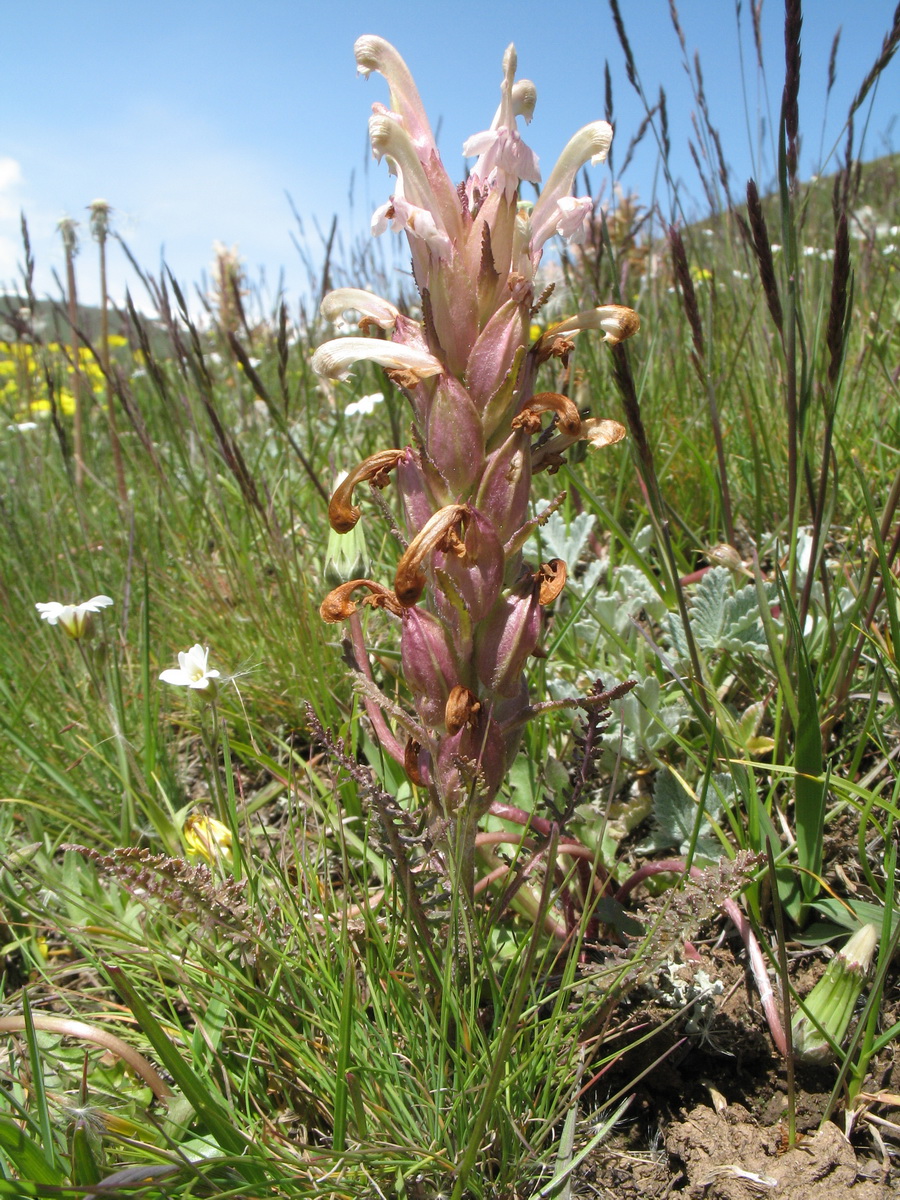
<box><xmin>2</xmin><ymin>1</ymin><xmax>897</xmax><ymax>311</ymax></box>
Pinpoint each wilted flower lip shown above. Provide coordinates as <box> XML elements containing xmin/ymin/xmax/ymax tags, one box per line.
<box><xmin>320</xmin><ymin>289</ymin><xmax>400</xmax><ymax>331</ymax></box>
<box><xmin>394</xmin><ymin>504</ymin><xmax>470</xmax><ymax>607</ymax></box>
<box><xmin>531</xmin><ymin>416</ymin><xmax>627</xmax><ymax>474</ymax></box>
<box><xmin>311</xmin><ymin>337</ymin><xmax>443</xmax><ymax>383</ymax></box>
<box><xmin>320</xmin><ymin>579</ymin><xmax>404</xmax><ymax>623</ymax></box>
<box><xmin>536</xmin><ymin>558</ymin><xmax>567</xmax><ymax>605</ymax></box>
<box><xmin>445</xmin><ymin>685</ymin><xmax>481</xmax><ymax>735</ymax></box>
<box><xmin>581</xmin><ymin>417</ymin><xmax>627</xmax><ymax>447</ymax></box>
<box><xmin>512</xmin><ymin>391</ymin><xmax>582</xmax><ymax>438</ymax></box>
<box><xmin>544</xmin><ymin>304</ymin><xmax>641</xmax><ymax>346</ymax></box>
<box><xmin>328</xmin><ymin>449</ymin><xmax>406</xmax><ymax>533</ymax></box>
<box><xmin>159</xmin><ymin>644</ymin><xmax>221</xmax><ymax>689</ymax></box>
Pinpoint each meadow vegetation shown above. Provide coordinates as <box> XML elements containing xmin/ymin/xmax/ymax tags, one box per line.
<box><xmin>1</xmin><ymin>3</ymin><xmax>900</xmax><ymax>1196</ymax></box>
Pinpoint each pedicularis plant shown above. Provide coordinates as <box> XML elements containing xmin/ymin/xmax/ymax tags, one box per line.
<box><xmin>314</xmin><ymin>37</ymin><xmax>640</xmax><ymax>890</ymax></box>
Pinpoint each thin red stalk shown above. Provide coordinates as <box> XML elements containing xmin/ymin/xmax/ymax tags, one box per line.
<box><xmin>616</xmin><ymin>858</ymin><xmax>786</xmax><ymax>1056</ymax></box>
<box><xmin>347</xmin><ymin>611</ymin><xmax>406</xmax><ymax>766</ymax></box>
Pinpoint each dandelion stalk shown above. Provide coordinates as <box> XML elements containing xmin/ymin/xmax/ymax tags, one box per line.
<box><xmin>59</xmin><ymin>218</ymin><xmax>84</xmax><ymax>490</ymax></box>
<box><xmin>89</xmin><ymin>200</ymin><xmax>128</xmax><ymax>505</ymax></box>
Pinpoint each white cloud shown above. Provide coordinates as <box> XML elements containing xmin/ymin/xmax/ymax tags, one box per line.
<box><xmin>0</xmin><ymin>158</ymin><xmax>26</xmax><ymax>283</ymax></box>
<box><xmin>0</xmin><ymin>157</ymin><xmax>23</xmax><ymax>220</ymax></box>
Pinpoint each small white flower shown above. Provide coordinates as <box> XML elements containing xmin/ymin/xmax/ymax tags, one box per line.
<box><xmin>8</xmin><ymin>421</ymin><xmax>38</xmax><ymax>432</ymax></box>
<box><xmin>36</xmin><ymin>595</ymin><xmax>114</xmax><ymax>639</ymax></box>
<box><xmin>159</xmin><ymin>644</ymin><xmax>221</xmax><ymax>690</ymax></box>
<box><xmin>345</xmin><ymin>391</ymin><xmax>384</xmax><ymax>417</ymax></box>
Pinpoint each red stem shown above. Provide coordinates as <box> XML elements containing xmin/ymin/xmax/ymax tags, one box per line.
<box><xmin>616</xmin><ymin>858</ymin><xmax>787</xmax><ymax>1057</ymax></box>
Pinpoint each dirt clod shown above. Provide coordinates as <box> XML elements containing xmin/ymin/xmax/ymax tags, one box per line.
<box><xmin>663</xmin><ymin>1104</ymin><xmax>891</xmax><ymax>1198</ymax></box>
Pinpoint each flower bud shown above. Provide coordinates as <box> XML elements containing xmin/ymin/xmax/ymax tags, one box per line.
<box><xmin>475</xmin><ymin>431</ymin><xmax>531</xmax><ymax>547</ymax></box>
<box><xmin>792</xmin><ymin>924</ymin><xmax>877</xmax><ymax>1063</ymax></box>
<box><xmin>474</xmin><ymin>580</ymin><xmax>541</xmax><ymax>696</ymax></box>
<box><xmin>401</xmin><ymin>607</ymin><xmax>462</xmax><ymax>728</ymax></box>
<box><xmin>437</xmin><ymin>506</ymin><xmax>504</xmax><ymax>622</ymax></box>
<box><xmin>325</xmin><ymin>522</ymin><xmax>369</xmax><ymax>586</ymax></box>
<box><xmin>465</xmin><ymin>298</ymin><xmax>529</xmax><ymax>410</ymax></box>
<box><xmin>426</xmin><ymin>375</ymin><xmax>485</xmax><ymax>495</ymax></box>
<box><xmin>434</xmin><ymin>716</ymin><xmax>506</xmax><ymax>816</ymax></box>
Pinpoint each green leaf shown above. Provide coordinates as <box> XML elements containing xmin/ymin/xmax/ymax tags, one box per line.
<box><xmin>0</xmin><ymin>1117</ymin><xmax>66</xmax><ymax>1186</ymax></box>
<box><xmin>638</xmin><ymin>768</ymin><xmax>723</xmax><ymax>861</ymax></box>
<box><xmin>69</xmin><ymin>1122</ymin><xmax>101</xmax><ymax>1187</ymax></box>
<box><xmin>107</xmin><ymin>966</ymin><xmax>265</xmax><ymax>1186</ymax></box>
<box><xmin>777</xmin><ymin>568</ymin><xmax>825</xmax><ymax>904</ymax></box>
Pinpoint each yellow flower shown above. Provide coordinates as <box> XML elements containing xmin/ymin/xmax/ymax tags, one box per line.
<box><xmin>108</xmin><ymin>334</ymin><xmax>128</xmax><ymax>349</ymax></box>
<box><xmin>59</xmin><ymin>389</ymin><xmax>77</xmax><ymax>415</ymax></box>
<box><xmin>691</xmin><ymin>266</ymin><xmax>713</xmax><ymax>283</ymax></box>
<box><xmin>183</xmin><ymin>814</ymin><xmax>233</xmax><ymax>864</ymax></box>
<box><xmin>29</xmin><ymin>399</ymin><xmax>52</xmax><ymax>414</ymax></box>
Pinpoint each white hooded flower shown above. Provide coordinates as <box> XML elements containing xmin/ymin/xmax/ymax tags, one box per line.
<box><xmin>311</xmin><ymin>338</ymin><xmax>443</xmax><ymax>383</ymax></box>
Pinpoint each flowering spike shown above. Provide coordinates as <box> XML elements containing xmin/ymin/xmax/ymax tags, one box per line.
<box><xmin>316</xmin><ymin>39</ymin><xmax>641</xmax><ymax>833</ymax></box>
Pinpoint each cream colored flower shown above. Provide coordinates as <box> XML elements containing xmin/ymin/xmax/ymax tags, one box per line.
<box><xmin>36</xmin><ymin>595</ymin><xmax>113</xmax><ymax>639</ymax></box>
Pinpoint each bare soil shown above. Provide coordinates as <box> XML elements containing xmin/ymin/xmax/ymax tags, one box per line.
<box><xmin>576</xmin><ymin>940</ymin><xmax>900</xmax><ymax>1197</ymax></box>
